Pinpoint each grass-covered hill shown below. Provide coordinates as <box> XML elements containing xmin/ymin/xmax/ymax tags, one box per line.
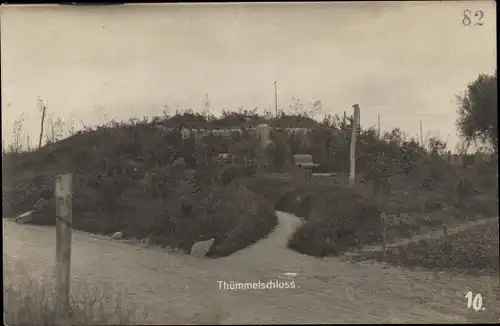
<box><xmin>3</xmin><ymin>109</ymin><xmax>497</xmax><ymax>269</ymax></box>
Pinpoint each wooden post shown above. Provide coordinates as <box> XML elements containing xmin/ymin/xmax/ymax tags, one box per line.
<box><xmin>442</xmin><ymin>220</ymin><xmax>451</xmax><ymax>268</ymax></box>
<box><xmin>348</xmin><ymin>104</ymin><xmax>360</xmax><ymax>188</ymax></box>
<box><xmin>377</xmin><ymin>113</ymin><xmax>381</xmax><ymax>138</ymax></box>
<box><xmin>358</xmin><ymin>110</ymin><xmax>361</xmax><ymax>132</ymax></box>
<box><xmin>38</xmin><ymin>97</ymin><xmax>47</xmax><ymax>149</ymax></box>
<box><xmin>419</xmin><ymin>120</ymin><xmax>424</xmax><ymax>146</ymax></box>
<box><xmin>274</xmin><ymin>81</ymin><xmax>278</xmax><ymax>117</ymax></box>
<box><xmin>55</xmin><ymin>174</ymin><xmax>73</xmax><ymax>326</ymax></box>
<box><xmin>380</xmin><ymin>213</ymin><xmax>387</xmax><ymax>261</ymax></box>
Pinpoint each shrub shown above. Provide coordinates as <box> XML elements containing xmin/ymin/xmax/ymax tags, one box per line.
<box><xmin>456</xmin><ymin>176</ymin><xmax>474</xmax><ymax>206</ymax></box>
<box><xmin>421</xmin><ymin>175</ymin><xmax>436</xmax><ymax>190</ymax></box>
<box><xmin>463</xmin><ymin>194</ymin><xmax>499</xmax><ymax>217</ymax></box>
<box><xmin>220</xmin><ymin>163</ymin><xmax>257</xmax><ymax>186</ymax></box>
<box><xmin>287</xmin><ymin>185</ymin><xmax>382</xmax><ymax>256</ymax></box>
<box><xmin>204</xmin><ymin>184</ymin><xmax>277</xmax><ymax>257</ymax></box>
<box><xmin>242</xmin><ymin>176</ymin><xmax>297</xmax><ymax>205</ymax></box>
<box><xmin>356</xmin><ymin>219</ymin><xmax>499</xmax><ymax>275</ymax></box>
<box><xmin>275</xmin><ymin>188</ymin><xmax>308</xmax><ymax>216</ymax></box>
<box><xmin>363</xmin><ymin>152</ymin><xmax>394</xmax><ymax>197</ymax></box>
<box><xmin>428</xmin><ymin>159</ymin><xmax>447</xmax><ymax>181</ymax></box>
<box><xmin>288</xmin><ymin>219</ymin><xmax>340</xmax><ymax>257</ymax></box>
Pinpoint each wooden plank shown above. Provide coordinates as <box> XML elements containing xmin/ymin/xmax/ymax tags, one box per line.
<box><xmin>54</xmin><ymin>174</ymin><xmax>73</xmax><ymax>326</ymax></box>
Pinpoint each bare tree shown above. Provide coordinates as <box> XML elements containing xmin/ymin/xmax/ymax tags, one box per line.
<box><xmin>311</xmin><ymin>99</ymin><xmax>324</xmax><ymax>119</ymax></box>
<box><xmin>263</xmin><ymin>107</ymin><xmax>273</xmax><ymax>120</ymax></box>
<box><xmin>10</xmin><ymin>113</ymin><xmax>25</xmax><ymax>153</ymax></box>
<box><xmin>202</xmin><ymin>94</ymin><xmax>211</xmax><ymax>121</ymax></box>
<box><xmin>162</xmin><ymin>104</ymin><xmax>171</xmax><ymax>119</ymax></box>
<box><xmin>65</xmin><ymin>113</ymin><xmax>77</xmax><ymax>136</ymax></box>
<box><xmin>37</xmin><ymin>97</ymin><xmax>47</xmax><ymax>149</ymax></box>
<box><xmin>45</xmin><ymin>113</ymin><xmax>65</xmax><ymax>143</ymax></box>
<box><xmin>26</xmin><ymin>135</ymin><xmax>31</xmax><ymax>152</ymax></box>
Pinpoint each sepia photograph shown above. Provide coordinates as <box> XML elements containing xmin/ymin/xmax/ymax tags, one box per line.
<box><xmin>1</xmin><ymin>1</ymin><xmax>498</xmax><ymax>324</ymax></box>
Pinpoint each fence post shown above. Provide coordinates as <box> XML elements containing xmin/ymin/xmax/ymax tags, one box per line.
<box><xmin>442</xmin><ymin>220</ymin><xmax>451</xmax><ymax>268</ymax></box>
<box><xmin>55</xmin><ymin>174</ymin><xmax>73</xmax><ymax>326</ymax></box>
<box><xmin>380</xmin><ymin>212</ymin><xmax>387</xmax><ymax>261</ymax></box>
<box><xmin>348</xmin><ymin>104</ymin><xmax>360</xmax><ymax>188</ymax></box>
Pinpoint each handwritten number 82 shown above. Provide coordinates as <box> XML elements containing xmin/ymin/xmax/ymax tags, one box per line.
<box><xmin>463</xmin><ymin>10</ymin><xmax>484</xmax><ymax>26</ymax></box>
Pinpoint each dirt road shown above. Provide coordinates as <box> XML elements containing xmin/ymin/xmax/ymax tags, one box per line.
<box><xmin>3</xmin><ymin>212</ymin><xmax>499</xmax><ymax>324</ymax></box>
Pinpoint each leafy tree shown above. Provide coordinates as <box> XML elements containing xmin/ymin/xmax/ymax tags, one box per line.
<box><xmin>455</xmin><ymin>71</ymin><xmax>497</xmax><ymax>153</ymax></box>
<box><xmin>399</xmin><ymin>138</ymin><xmax>425</xmax><ymax>174</ymax></box>
<box><xmin>428</xmin><ymin>137</ymin><xmax>447</xmax><ymax>158</ymax></box>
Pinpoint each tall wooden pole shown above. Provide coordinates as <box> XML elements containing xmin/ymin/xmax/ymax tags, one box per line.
<box><xmin>348</xmin><ymin>104</ymin><xmax>360</xmax><ymax>188</ymax></box>
<box><xmin>274</xmin><ymin>81</ymin><xmax>278</xmax><ymax>117</ymax></box>
<box><xmin>358</xmin><ymin>110</ymin><xmax>361</xmax><ymax>131</ymax></box>
<box><xmin>55</xmin><ymin>174</ymin><xmax>73</xmax><ymax>326</ymax></box>
<box><xmin>420</xmin><ymin>120</ymin><xmax>424</xmax><ymax>146</ymax></box>
<box><xmin>38</xmin><ymin>98</ymin><xmax>47</xmax><ymax>149</ymax></box>
<box><xmin>377</xmin><ymin>113</ymin><xmax>381</xmax><ymax>138</ymax></box>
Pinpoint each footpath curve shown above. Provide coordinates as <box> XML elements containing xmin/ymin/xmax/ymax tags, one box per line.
<box><xmin>3</xmin><ymin>212</ymin><xmax>498</xmax><ymax>324</ymax></box>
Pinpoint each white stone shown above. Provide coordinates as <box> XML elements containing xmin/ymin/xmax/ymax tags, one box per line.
<box><xmin>15</xmin><ymin>211</ymin><xmax>33</xmax><ymax>224</ymax></box>
<box><xmin>190</xmin><ymin>238</ymin><xmax>215</xmax><ymax>258</ymax></box>
<box><xmin>111</xmin><ymin>231</ymin><xmax>124</xmax><ymax>240</ymax></box>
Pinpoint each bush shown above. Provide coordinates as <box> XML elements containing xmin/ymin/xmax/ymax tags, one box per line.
<box><xmin>243</xmin><ymin>176</ymin><xmax>297</xmax><ymax>205</ymax></box>
<box><xmin>462</xmin><ymin>194</ymin><xmax>499</xmax><ymax>217</ymax></box>
<box><xmin>287</xmin><ymin>219</ymin><xmax>340</xmax><ymax>256</ymax></box>
<box><xmin>420</xmin><ymin>175</ymin><xmax>436</xmax><ymax>190</ymax></box>
<box><xmin>220</xmin><ymin>163</ymin><xmax>257</xmax><ymax>186</ymax></box>
<box><xmin>286</xmin><ymin>184</ymin><xmax>382</xmax><ymax>256</ymax></box>
<box><xmin>456</xmin><ymin>176</ymin><xmax>474</xmax><ymax>206</ymax></box>
<box><xmin>356</xmin><ymin>219</ymin><xmax>499</xmax><ymax>275</ymax></box>
<box><xmin>206</xmin><ymin>184</ymin><xmax>277</xmax><ymax>257</ymax></box>
<box><xmin>275</xmin><ymin>188</ymin><xmax>313</xmax><ymax>218</ymax></box>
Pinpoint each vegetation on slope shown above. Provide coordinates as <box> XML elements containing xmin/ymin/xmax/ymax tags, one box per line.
<box><xmin>2</xmin><ymin>115</ymin><xmax>277</xmax><ymax>257</ymax></box>
<box><xmin>3</xmin><ymin>71</ymin><xmax>497</xmax><ymax>268</ymax></box>
<box><xmin>245</xmin><ymin>71</ymin><xmax>498</xmax><ymax>271</ymax></box>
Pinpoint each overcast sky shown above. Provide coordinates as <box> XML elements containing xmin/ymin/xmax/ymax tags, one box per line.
<box><xmin>1</xmin><ymin>2</ymin><xmax>496</xmax><ymax>150</ymax></box>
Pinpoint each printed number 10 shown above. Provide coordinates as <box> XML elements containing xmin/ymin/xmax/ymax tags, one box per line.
<box><xmin>465</xmin><ymin>291</ymin><xmax>483</xmax><ymax>311</ymax></box>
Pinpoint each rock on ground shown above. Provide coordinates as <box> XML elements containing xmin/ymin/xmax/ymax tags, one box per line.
<box><xmin>111</xmin><ymin>232</ymin><xmax>124</xmax><ymax>240</ymax></box>
<box><xmin>190</xmin><ymin>238</ymin><xmax>215</xmax><ymax>258</ymax></box>
<box><xmin>15</xmin><ymin>211</ymin><xmax>33</xmax><ymax>224</ymax></box>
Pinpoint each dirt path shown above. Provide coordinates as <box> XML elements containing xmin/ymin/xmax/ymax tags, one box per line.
<box><xmin>3</xmin><ymin>212</ymin><xmax>499</xmax><ymax>324</ymax></box>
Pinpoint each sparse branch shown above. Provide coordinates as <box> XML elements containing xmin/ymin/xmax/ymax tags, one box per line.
<box><xmin>10</xmin><ymin>113</ymin><xmax>25</xmax><ymax>153</ymax></box>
